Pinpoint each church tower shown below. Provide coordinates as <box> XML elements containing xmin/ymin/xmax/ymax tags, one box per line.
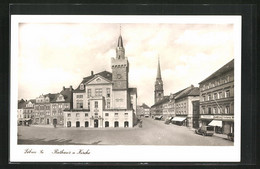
<box><xmin>154</xmin><ymin>58</ymin><xmax>164</xmax><ymax>103</ymax></box>
<box><xmin>111</xmin><ymin>31</ymin><xmax>129</xmax><ymax>109</ymax></box>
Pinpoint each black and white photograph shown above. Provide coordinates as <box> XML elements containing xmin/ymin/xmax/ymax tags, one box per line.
<box><xmin>10</xmin><ymin>15</ymin><xmax>241</xmax><ymax>162</ymax></box>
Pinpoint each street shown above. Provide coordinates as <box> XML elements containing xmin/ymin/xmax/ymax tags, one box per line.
<box><xmin>18</xmin><ymin>117</ymin><xmax>233</xmax><ymax>145</ymax></box>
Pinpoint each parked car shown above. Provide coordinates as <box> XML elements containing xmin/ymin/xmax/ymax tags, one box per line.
<box><xmin>227</xmin><ymin>133</ymin><xmax>234</xmax><ymax>141</ymax></box>
<box><xmin>165</xmin><ymin>117</ymin><xmax>173</xmax><ymax>124</ymax></box>
<box><xmin>154</xmin><ymin>115</ymin><xmax>163</xmax><ymax>120</ymax></box>
<box><xmin>195</xmin><ymin>126</ymin><xmax>214</xmax><ymax>136</ymax></box>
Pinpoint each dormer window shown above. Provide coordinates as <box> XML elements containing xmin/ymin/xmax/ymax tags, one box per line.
<box><xmin>80</xmin><ymin>83</ymin><xmax>84</xmax><ymax>90</ymax></box>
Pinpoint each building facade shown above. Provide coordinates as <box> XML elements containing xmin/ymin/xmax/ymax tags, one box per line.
<box><xmin>198</xmin><ymin>59</ymin><xmax>234</xmax><ymax>134</ymax></box>
<box><xmin>173</xmin><ymin>85</ymin><xmax>200</xmax><ymax>128</ymax></box>
<box><xmin>33</xmin><ymin>86</ymin><xmax>73</xmax><ymax>125</ymax></box>
<box><xmin>137</xmin><ymin>103</ymin><xmax>150</xmax><ymax>117</ymax></box>
<box><xmin>17</xmin><ymin>99</ymin><xmax>26</xmax><ymax>125</ymax></box>
<box><xmin>23</xmin><ymin>99</ymin><xmax>35</xmax><ymax>125</ymax></box>
<box><xmin>63</xmin><ymin>33</ymin><xmax>137</xmax><ymax>128</ymax></box>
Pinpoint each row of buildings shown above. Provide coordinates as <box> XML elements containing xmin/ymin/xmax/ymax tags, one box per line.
<box><xmin>150</xmin><ymin>59</ymin><xmax>234</xmax><ymax>135</ymax></box>
<box><xmin>18</xmin><ymin>33</ymin><xmax>138</xmax><ymax>128</ymax></box>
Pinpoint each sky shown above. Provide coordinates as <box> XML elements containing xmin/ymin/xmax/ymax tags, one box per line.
<box><xmin>18</xmin><ymin>22</ymin><xmax>234</xmax><ymax>106</ymax></box>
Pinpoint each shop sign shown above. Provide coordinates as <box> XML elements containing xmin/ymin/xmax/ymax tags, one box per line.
<box><xmin>214</xmin><ymin>115</ymin><xmax>234</xmax><ymax>120</ymax></box>
<box><xmin>200</xmin><ymin>115</ymin><xmax>214</xmax><ymax>119</ymax></box>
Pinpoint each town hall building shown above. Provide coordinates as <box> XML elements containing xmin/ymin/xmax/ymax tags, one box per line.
<box><xmin>63</xmin><ymin>34</ymin><xmax>138</xmax><ymax>128</ymax></box>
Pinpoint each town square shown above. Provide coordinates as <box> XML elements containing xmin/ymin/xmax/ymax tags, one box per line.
<box><xmin>16</xmin><ymin>20</ymin><xmax>235</xmax><ymax>146</ymax></box>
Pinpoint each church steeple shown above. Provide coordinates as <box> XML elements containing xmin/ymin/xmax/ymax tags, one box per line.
<box><xmin>156</xmin><ymin>57</ymin><xmax>162</xmax><ymax>79</ymax></box>
<box><xmin>116</xmin><ymin>25</ymin><xmax>125</xmax><ymax>59</ymax></box>
<box><xmin>154</xmin><ymin>57</ymin><xmax>164</xmax><ymax>104</ymax></box>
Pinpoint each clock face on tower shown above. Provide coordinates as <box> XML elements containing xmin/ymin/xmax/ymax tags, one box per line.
<box><xmin>117</xmin><ymin>74</ymin><xmax>122</xmax><ymax>79</ymax></box>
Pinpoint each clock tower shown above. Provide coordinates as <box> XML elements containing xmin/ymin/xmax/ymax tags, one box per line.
<box><xmin>111</xmin><ymin>33</ymin><xmax>129</xmax><ymax>109</ymax></box>
<box><xmin>154</xmin><ymin>58</ymin><xmax>164</xmax><ymax>103</ymax></box>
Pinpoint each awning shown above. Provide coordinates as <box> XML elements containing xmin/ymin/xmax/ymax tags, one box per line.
<box><xmin>171</xmin><ymin>116</ymin><xmax>186</xmax><ymax>122</ymax></box>
<box><xmin>208</xmin><ymin>120</ymin><xmax>222</xmax><ymax>127</ymax></box>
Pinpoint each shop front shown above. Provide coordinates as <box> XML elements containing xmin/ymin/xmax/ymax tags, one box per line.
<box><xmin>200</xmin><ymin>115</ymin><xmax>234</xmax><ymax>134</ymax></box>
<box><xmin>171</xmin><ymin>116</ymin><xmax>187</xmax><ymax>126</ymax></box>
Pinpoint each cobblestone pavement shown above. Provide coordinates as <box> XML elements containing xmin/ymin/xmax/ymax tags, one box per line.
<box><xmin>18</xmin><ymin>117</ymin><xmax>233</xmax><ymax>146</ymax></box>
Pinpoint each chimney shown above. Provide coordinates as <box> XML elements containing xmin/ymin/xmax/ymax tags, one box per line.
<box><xmin>63</xmin><ymin>86</ymin><xmax>65</xmax><ymax>91</ymax></box>
<box><xmin>70</xmin><ymin>85</ymin><xmax>73</xmax><ymax>91</ymax></box>
<box><xmin>91</xmin><ymin>71</ymin><xmax>94</xmax><ymax>76</ymax></box>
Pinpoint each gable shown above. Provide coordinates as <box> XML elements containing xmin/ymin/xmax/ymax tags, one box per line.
<box><xmin>87</xmin><ymin>75</ymin><xmax>112</xmax><ymax>85</ymax></box>
<box><xmin>56</xmin><ymin>94</ymin><xmax>65</xmax><ymax>102</ymax></box>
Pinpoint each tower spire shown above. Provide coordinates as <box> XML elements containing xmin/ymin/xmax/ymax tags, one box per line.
<box><xmin>156</xmin><ymin>56</ymin><xmax>162</xmax><ymax>79</ymax></box>
<box><xmin>116</xmin><ymin>24</ymin><xmax>125</xmax><ymax>59</ymax></box>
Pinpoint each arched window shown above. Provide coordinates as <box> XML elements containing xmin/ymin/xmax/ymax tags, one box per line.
<box><xmin>124</xmin><ymin>121</ymin><xmax>129</xmax><ymax>128</ymax></box>
<box><xmin>85</xmin><ymin>121</ymin><xmax>89</xmax><ymax>127</ymax></box>
<box><xmin>114</xmin><ymin>121</ymin><xmax>119</xmax><ymax>128</ymax></box>
<box><xmin>105</xmin><ymin>121</ymin><xmax>109</xmax><ymax>127</ymax></box>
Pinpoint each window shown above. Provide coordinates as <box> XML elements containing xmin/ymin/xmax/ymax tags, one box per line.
<box><xmin>95</xmin><ymin>101</ymin><xmax>98</xmax><ymax>108</ymax></box>
<box><xmin>85</xmin><ymin>113</ymin><xmax>88</xmax><ymax>117</ymax></box>
<box><xmin>107</xmin><ymin>101</ymin><xmax>110</xmax><ymax>108</ymax></box>
<box><xmin>80</xmin><ymin>83</ymin><xmax>84</xmax><ymax>90</ymax></box>
<box><xmin>202</xmin><ymin>95</ymin><xmax>206</xmax><ymax>101</ymax></box>
<box><xmin>124</xmin><ymin>113</ymin><xmax>128</xmax><ymax>116</ymax></box>
<box><xmin>225</xmin><ymin>90</ymin><xmax>230</xmax><ymax>98</ymax></box>
<box><xmin>208</xmin><ymin>94</ymin><xmax>211</xmax><ymax>101</ymax></box>
<box><xmin>114</xmin><ymin>121</ymin><xmax>119</xmax><ymax>127</ymax></box>
<box><xmin>67</xmin><ymin>113</ymin><xmax>71</xmax><ymax>117</ymax></box>
<box><xmin>58</xmin><ymin>104</ymin><xmax>62</xmax><ymax>108</ymax></box>
<box><xmin>76</xmin><ymin>100</ymin><xmax>83</xmax><ymax>108</ymax></box>
<box><xmin>88</xmin><ymin>101</ymin><xmax>90</xmax><ymax>109</ymax></box>
<box><xmin>76</xmin><ymin>95</ymin><xmax>83</xmax><ymax>99</ymax></box>
<box><xmin>213</xmin><ymin>107</ymin><xmax>217</xmax><ymax>114</ymax></box>
<box><xmin>106</xmin><ymin>88</ymin><xmax>110</xmax><ymax>97</ymax></box>
<box><xmin>105</xmin><ymin>113</ymin><xmax>109</xmax><ymax>116</ymax></box>
<box><xmin>115</xmin><ymin>113</ymin><xmax>118</xmax><ymax>116</ymax></box>
<box><xmin>225</xmin><ymin>106</ymin><xmax>230</xmax><ymax>114</ymax></box>
<box><xmin>94</xmin><ymin>113</ymin><xmax>98</xmax><ymax>116</ymax></box>
<box><xmin>40</xmin><ymin>106</ymin><xmax>44</xmax><ymax>110</ymax></box>
<box><xmin>219</xmin><ymin>92</ymin><xmax>222</xmax><ymax>99</ymax></box>
<box><xmin>214</xmin><ymin>93</ymin><xmax>218</xmax><ymax>100</ymax></box>
<box><xmin>76</xmin><ymin>113</ymin><xmax>80</xmax><ymax>117</ymax></box>
<box><xmin>208</xmin><ymin>107</ymin><xmax>211</xmax><ymax>114</ymax></box>
<box><xmin>87</xmin><ymin>89</ymin><xmax>91</xmax><ymax>98</ymax></box>
<box><xmin>95</xmin><ymin>88</ymin><xmax>102</xmax><ymax>96</ymax></box>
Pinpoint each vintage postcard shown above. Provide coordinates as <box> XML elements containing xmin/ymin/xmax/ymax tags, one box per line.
<box><xmin>10</xmin><ymin>15</ymin><xmax>241</xmax><ymax>162</ymax></box>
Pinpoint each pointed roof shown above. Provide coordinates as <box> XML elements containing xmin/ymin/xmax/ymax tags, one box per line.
<box><xmin>156</xmin><ymin>57</ymin><xmax>162</xmax><ymax>79</ymax></box>
<box><xmin>117</xmin><ymin>35</ymin><xmax>124</xmax><ymax>47</ymax></box>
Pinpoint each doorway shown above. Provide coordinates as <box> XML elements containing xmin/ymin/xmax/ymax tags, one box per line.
<box><xmin>76</xmin><ymin>121</ymin><xmax>80</xmax><ymax>127</ymax></box>
<box><xmin>94</xmin><ymin>119</ymin><xmax>98</xmax><ymax>128</ymax></box>
<box><xmin>47</xmin><ymin>119</ymin><xmax>49</xmax><ymax>124</ymax></box>
<box><xmin>53</xmin><ymin>119</ymin><xmax>57</xmax><ymax>125</ymax></box>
